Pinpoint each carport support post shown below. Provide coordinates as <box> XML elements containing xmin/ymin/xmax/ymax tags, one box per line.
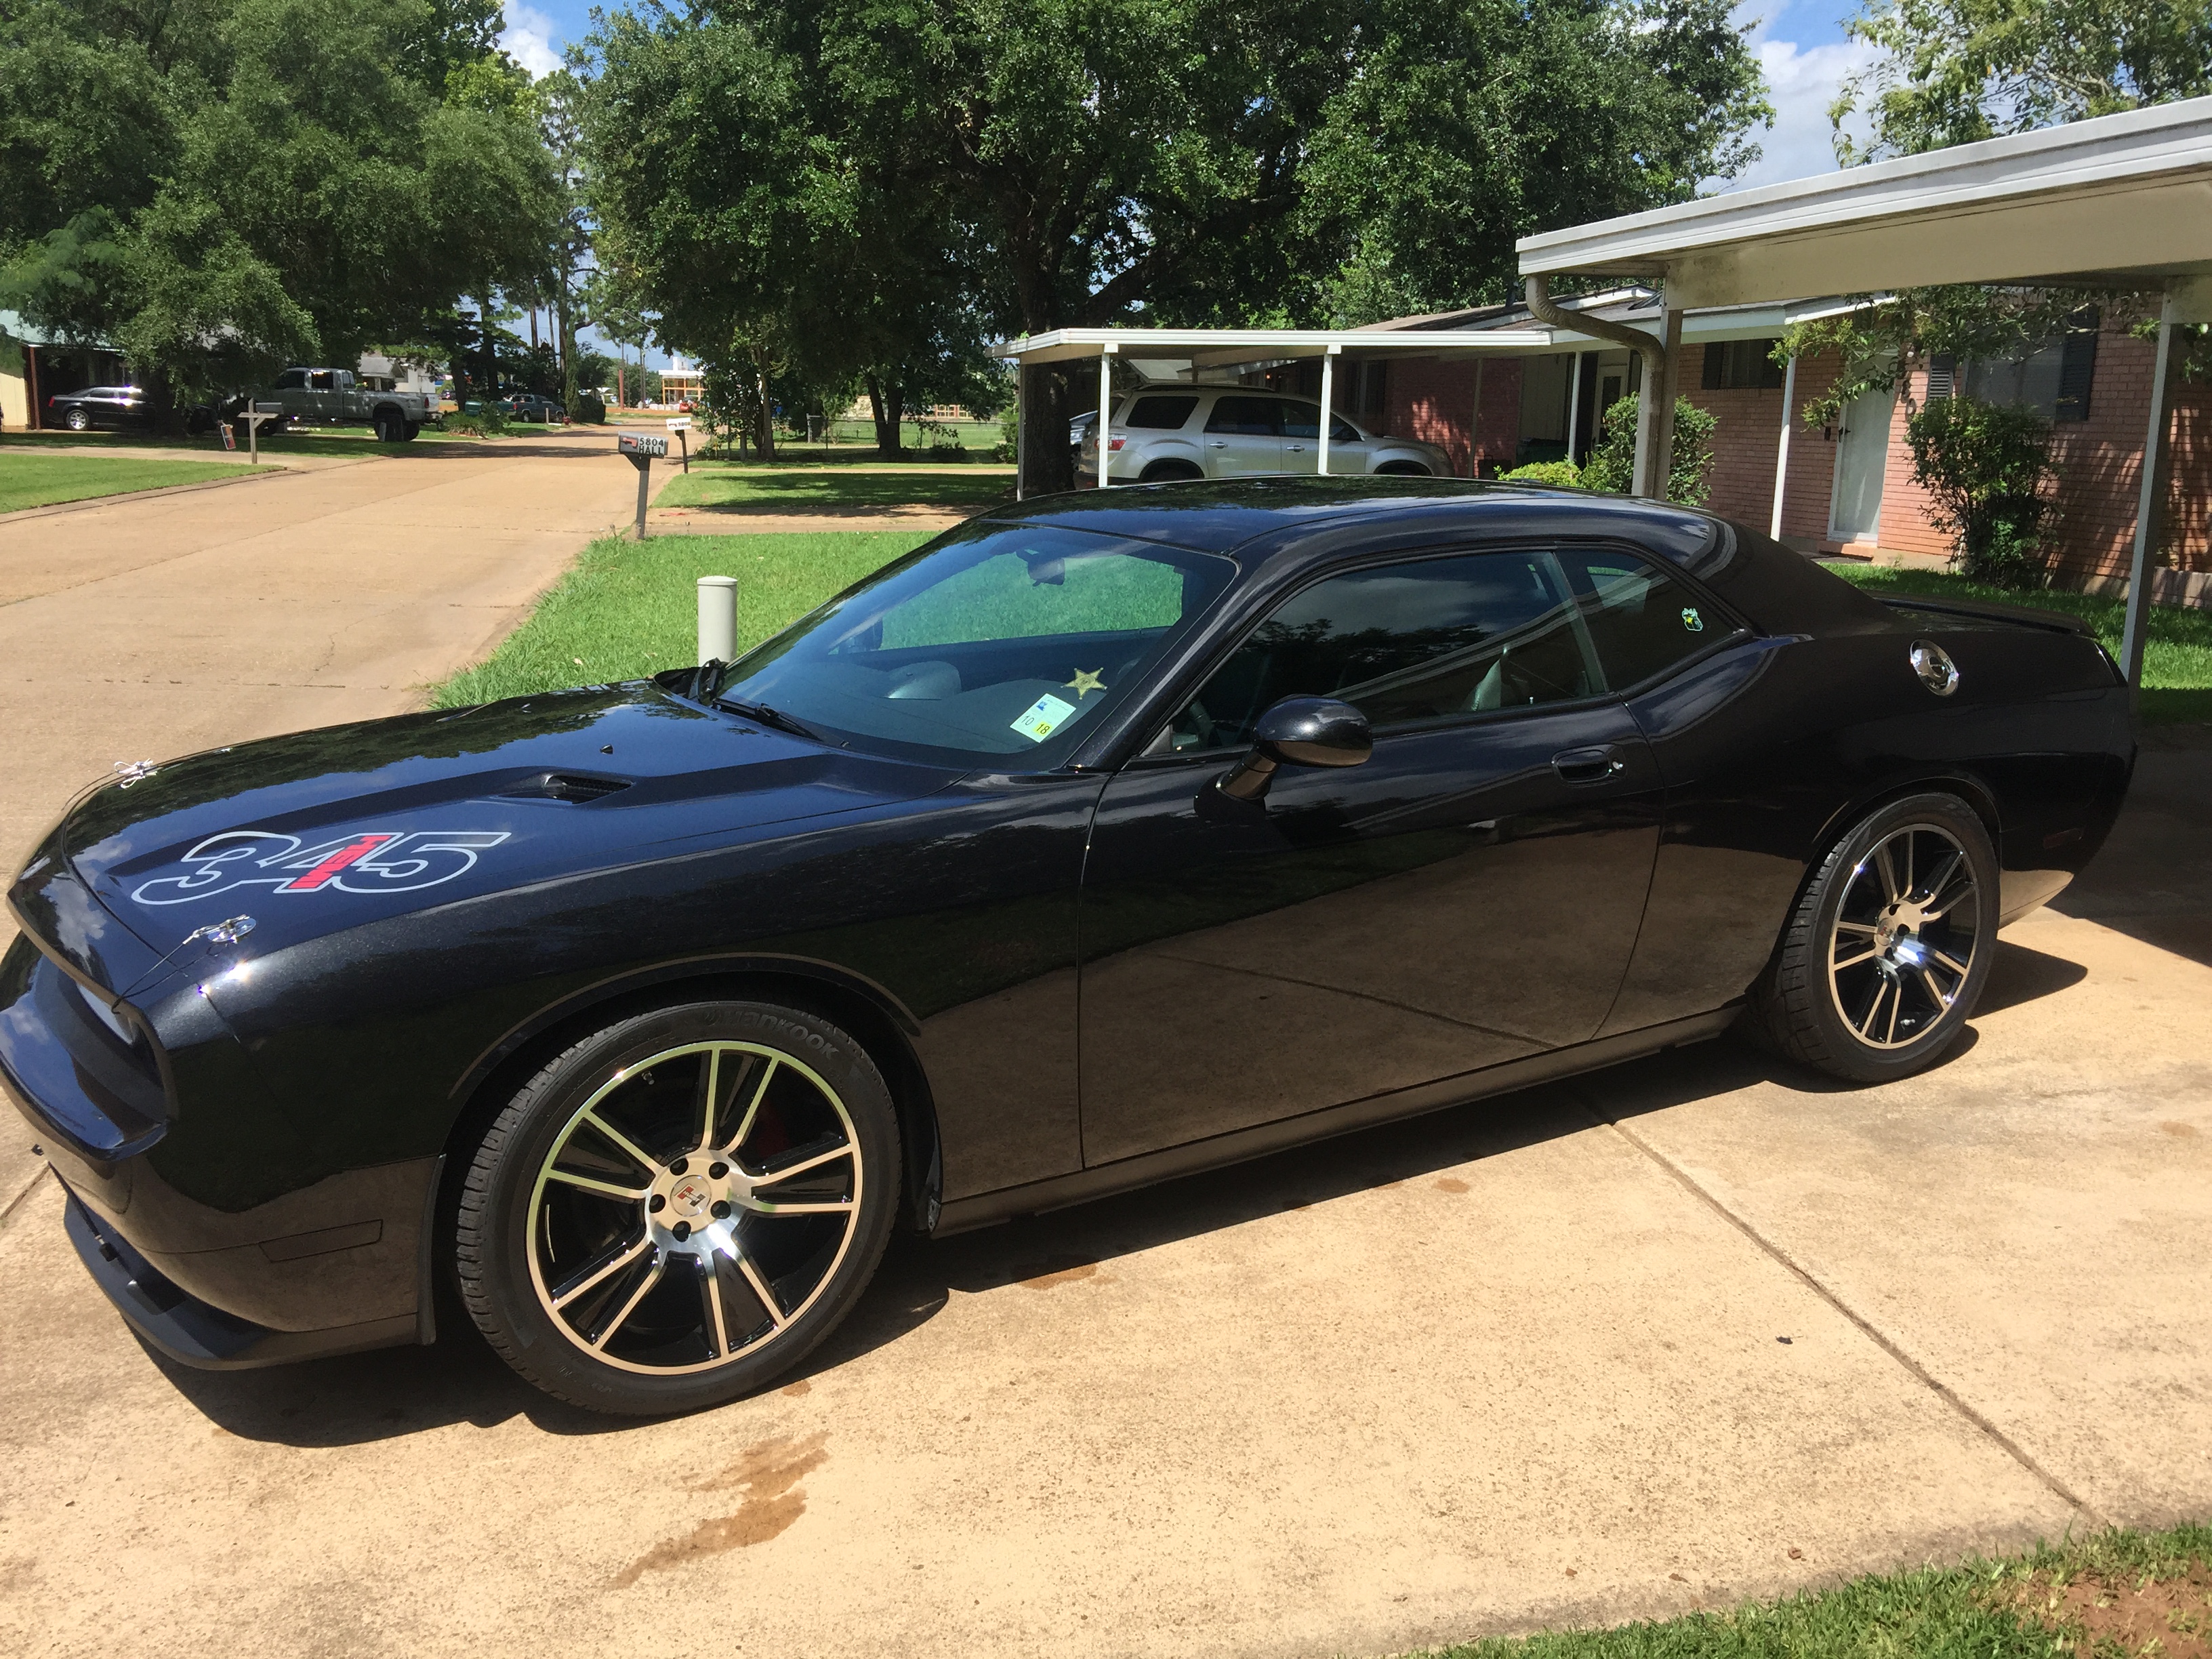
<box><xmin>1014</xmin><ymin>365</ymin><xmax>1026</xmax><ymax>501</ymax></box>
<box><xmin>1318</xmin><ymin>344</ymin><xmax>1340</xmax><ymax>474</ymax></box>
<box><xmin>1639</xmin><ymin>305</ymin><xmax>1683</xmax><ymax>501</ymax></box>
<box><xmin>1565</xmin><ymin>350</ymin><xmax>1584</xmax><ymax>467</ymax></box>
<box><xmin>2120</xmin><ymin>293</ymin><xmax>2177</xmax><ymax>696</ymax></box>
<box><xmin>1096</xmin><ymin>342</ymin><xmax>1116</xmax><ymax>487</ymax></box>
<box><xmin>1770</xmin><ymin>350</ymin><xmax>1799</xmax><ymax>541</ymax></box>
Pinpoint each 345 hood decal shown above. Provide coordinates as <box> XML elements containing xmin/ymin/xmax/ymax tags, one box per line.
<box><xmin>129</xmin><ymin>829</ymin><xmax>511</xmax><ymax>906</ymax></box>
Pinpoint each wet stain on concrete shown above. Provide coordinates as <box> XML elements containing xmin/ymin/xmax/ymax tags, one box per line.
<box><xmin>2160</xmin><ymin>1120</ymin><xmax>2199</xmax><ymax>1138</ymax></box>
<box><xmin>781</xmin><ymin>1378</ymin><xmax>812</xmax><ymax>1397</ymax></box>
<box><xmin>1433</xmin><ymin>1176</ymin><xmax>1471</xmax><ymax>1193</ymax></box>
<box><xmin>613</xmin><ymin>1433</ymin><xmax>827</xmax><ymax>1589</ymax></box>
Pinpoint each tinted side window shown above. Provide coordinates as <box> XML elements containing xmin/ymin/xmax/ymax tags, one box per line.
<box><xmin>272</xmin><ymin>369</ymin><xmax>308</xmax><ymax>389</ymax></box>
<box><xmin>1558</xmin><ymin>548</ymin><xmax>1720</xmax><ymax>689</ymax></box>
<box><xmin>1276</xmin><ymin>402</ymin><xmax>1364</xmax><ymax>444</ymax></box>
<box><xmin>1127</xmin><ymin>394</ymin><xmax>1199</xmax><ymax>430</ymax></box>
<box><xmin>1204</xmin><ymin>396</ymin><xmax>1281</xmax><ymax>436</ymax></box>
<box><xmin>1170</xmin><ymin>552</ymin><xmax>1601</xmax><ymax>751</ymax></box>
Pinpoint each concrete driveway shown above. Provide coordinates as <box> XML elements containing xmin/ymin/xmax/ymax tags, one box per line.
<box><xmin>0</xmin><ymin>473</ymin><xmax>2205</xmax><ymax>1656</ymax></box>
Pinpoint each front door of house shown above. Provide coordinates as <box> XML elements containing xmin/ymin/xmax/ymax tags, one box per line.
<box><xmin>1828</xmin><ymin>386</ymin><xmax>1895</xmax><ymax>543</ymax></box>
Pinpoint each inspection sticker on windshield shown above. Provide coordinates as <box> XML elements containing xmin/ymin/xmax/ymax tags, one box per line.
<box><xmin>1011</xmin><ymin>693</ymin><xmax>1079</xmax><ymax>743</ymax></box>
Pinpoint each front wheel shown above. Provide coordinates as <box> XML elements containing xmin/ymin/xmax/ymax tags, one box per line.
<box><xmin>64</xmin><ymin>407</ymin><xmax>90</xmax><ymax>431</ymax></box>
<box><xmin>1750</xmin><ymin>792</ymin><xmax>1996</xmax><ymax>1082</ymax></box>
<box><xmin>456</xmin><ymin>1000</ymin><xmax>901</xmax><ymax>1414</ymax></box>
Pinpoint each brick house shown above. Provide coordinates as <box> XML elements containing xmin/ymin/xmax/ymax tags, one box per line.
<box><xmin>1295</xmin><ymin>291</ymin><xmax>2211</xmax><ymax>596</ymax></box>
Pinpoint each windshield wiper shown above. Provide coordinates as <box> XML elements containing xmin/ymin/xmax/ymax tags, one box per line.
<box><xmin>717</xmin><ymin>697</ymin><xmax>836</xmax><ymax>745</ymax></box>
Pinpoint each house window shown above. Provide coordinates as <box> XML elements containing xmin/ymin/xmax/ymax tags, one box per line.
<box><xmin>1928</xmin><ymin>309</ymin><xmax>2099</xmax><ymax>424</ymax></box>
<box><xmin>1700</xmin><ymin>339</ymin><xmax>1786</xmax><ymax>390</ymax></box>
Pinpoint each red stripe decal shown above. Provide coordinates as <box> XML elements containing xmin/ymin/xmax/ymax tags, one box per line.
<box><xmin>279</xmin><ymin>833</ymin><xmax>400</xmax><ymax>891</ymax></box>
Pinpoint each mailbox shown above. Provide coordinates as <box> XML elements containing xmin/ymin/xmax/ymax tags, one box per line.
<box><xmin>619</xmin><ymin>432</ymin><xmax>670</xmax><ymax>457</ymax></box>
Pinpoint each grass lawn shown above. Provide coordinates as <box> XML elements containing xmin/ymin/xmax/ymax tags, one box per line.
<box><xmin>655</xmin><ymin>462</ymin><xmax>1015</xmax><ymax>516</ymax></box>
<box><xmin>1826</xmin><ymin>563</ymin><xmax>2212</xmax><ymax>726</ymax></box>
<box><xmin>431</xmin><ymin>530</ymin><xmax>931</xmax><ymax>706</ymax></box>
<box><xmin>0</xmin><ymin>452</ymin><xmax>253</xmax><ymax>513</ymax></box>
<box><xmin>1427</xmin><ymin>1522</ymin><xmax>2209</xmax><ymax>1659</ymax></box>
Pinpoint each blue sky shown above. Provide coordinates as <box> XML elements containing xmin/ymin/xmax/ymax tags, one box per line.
<box><xmin>502</xmin><ymin>0</ymin><xmax>1877</xmax><ymax>365</ymax></box>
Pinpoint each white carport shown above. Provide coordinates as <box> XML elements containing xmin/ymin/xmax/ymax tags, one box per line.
<box><xmin>993</xmin><ymin>327</ymin><xmax>1554</xmax><ymax>492</ymax></box>
<box><xmin>1518</xmin><ymin>96</ymin><xmax>2212</xmax><ymax>689</ymax></box>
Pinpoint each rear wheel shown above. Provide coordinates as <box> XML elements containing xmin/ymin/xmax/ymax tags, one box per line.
<box><xmin>1139</xmin><ymin>459</ymin><xmax>1204</xmax><ymax>483</ymax></box>
<box><xmin>1375</xmin><ymin>459</ymin><xmax>1431</xmax><ymax>476</ymax></box>
<box><xmin>456</xmin><ymin>999</ymin><xmax>900</xmax><ymax>1414</ymax></box>
<box><xmin>64</xmin><ymin>407</ymin><xmax>90</xmax><ymax>432</ymax></box>
<box><xmin>1750</xmin><ymin>792</ymin><xmax>1995</xmax><ymax>1082</ymax></box>
<box><xmin>402</xmin><ymin>421</ymin><xmax>421</xmax><ymax>441</ymax></box>
<box><xmin>373</xmin><ymin>407</ymin><xmax>403</xmax><ymax>442</ymax></box>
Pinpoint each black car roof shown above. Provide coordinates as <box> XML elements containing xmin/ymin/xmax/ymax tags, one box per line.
<box><xmin>975</xmin><ymin>476</ymin><xmax>1721</xmax><ymax>558</ymax></box>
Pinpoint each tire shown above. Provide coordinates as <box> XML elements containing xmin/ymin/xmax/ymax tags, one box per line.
<box><xmin>403</xmin><ymin>421</ymin><xmax>421</xmax><ymax>441</ymax></box>
<box><xmin>1750</xmin><ymin>792</ymin><xmax>1997</xmax><ymax>1083</ymax></box>
<box><xmin>1139</xmin><ymin>459</ymin><xmax>1204</xmax><ymax>483</ymax></box>
<box><xmin>457</xmin><ymin>999</ymin><xmax>901</xmax><ymax>1415</ymax></box>
<box><xmin>1375</xmin><ymin>460</ymin><xmax>1431</xmax><ymax>476</ymax></box>
<box><xmin>64</xmin><ymin>407</ymin><xmax>90</xmax><ymax>432</ymax></box>
<box><xmin>373</xmin><ymin>408</ymin><xmax>403</xmax><ymax>443</ymax></box>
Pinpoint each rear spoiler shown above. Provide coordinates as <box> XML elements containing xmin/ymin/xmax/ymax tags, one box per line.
<box><xmin>1872</xmin><ymin>592</ymin><xmax>2088</xmax><ymax>635</ymax></box>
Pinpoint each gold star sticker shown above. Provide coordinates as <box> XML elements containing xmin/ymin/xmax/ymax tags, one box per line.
<box><xmin>1065</xmin><ymin>667</ymin><xmax>1106</xmax><ymax>698</ymax></box>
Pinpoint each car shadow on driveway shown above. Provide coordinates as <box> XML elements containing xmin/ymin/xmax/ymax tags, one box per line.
<box><xmin>148</xmin><ymin>935</ymin><xmax>2083</xmax><ymax>1448</ymax></box>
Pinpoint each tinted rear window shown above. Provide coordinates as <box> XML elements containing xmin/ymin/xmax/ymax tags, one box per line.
<box><xmin>1205</xmin><ymin>396</ymin><xmax>1281</xmax><ymax>436</ymax></box>
<box><xmin>1127</xmin><ymin>395</ymin><xmax>1198</xmax><ymax>430</ymax></box>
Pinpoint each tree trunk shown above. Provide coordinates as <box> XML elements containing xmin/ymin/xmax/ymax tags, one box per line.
<box><xmin>478</xmin><ymin>293</ymin><xmax>499</xmax><ymax>404</ymax></box>
<box><xmin>753</xmin><ymin>347</ymin><xmax>776</xmax><ymax>463</ymax></box>
<box><xmin>558</xmin><ymin>289</ymin><xmax>578</xmax><ymax>419</ymax></box>
<box><xmin>1019</xmin><ymin>363</ymin><xmax>1075</xmax><ymax>493</ymax></box>
<box><xmin>865</xmin><ymin>371</ymin><xmax>905</xmax><ymax>459</ymax></box>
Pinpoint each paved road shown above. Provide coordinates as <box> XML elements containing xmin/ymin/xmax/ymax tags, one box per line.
<box><xmin>0</xmin><ymin>434</ymin><xmax>637</xmax><ymax>1214</ymax></box>
<box><xmin>1</xmin><ymin>729</ymin><xmax>2204</xmax><ymax>1655</ymax></box>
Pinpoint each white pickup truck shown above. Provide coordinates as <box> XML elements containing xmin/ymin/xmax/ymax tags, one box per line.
<box><xmin>254</xmin><ymin>367</ymin><xmax>437</xmax><ymax>441</ymax></box>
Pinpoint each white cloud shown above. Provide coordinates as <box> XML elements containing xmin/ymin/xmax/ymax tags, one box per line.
<box><xmin>1708</xmin><ymin>0</ymin><xmax>1881</xmax><ymax>193</ymax></box>
<box><xmin>502</xmin><ymin>3</ymin><xmax>564</xmax><ymax>78</ymax></box>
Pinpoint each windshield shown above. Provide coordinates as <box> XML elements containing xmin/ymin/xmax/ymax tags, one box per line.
<box><xmin>713</xmin><ymin>520</ymin><xmax>1235</xmax><ymax>765</ymax></box>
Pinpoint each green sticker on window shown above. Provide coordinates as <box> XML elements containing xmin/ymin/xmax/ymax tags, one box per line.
<box><xmin>1681</xmin><ymin>607</ymin><xmax>1704</xmax><ymax>632</ymax></box>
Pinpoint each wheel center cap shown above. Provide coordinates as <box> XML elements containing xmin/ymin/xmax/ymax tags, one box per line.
<box><xmin>668</xmin><ymin>1176</ymin><xmax>714</xmax><ymax>1218</ymax></box>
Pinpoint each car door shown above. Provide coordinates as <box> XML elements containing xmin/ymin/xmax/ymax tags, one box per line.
<box><xmin>1076</xmin><ymin>545</ymin><xmax>1666</xmax><ymax>1167</ymax></box>
<box><xmin>1200</xmin><ymin>394</ymin><xmax>1285</xmax><ymax>476</ymax></box>
<box><xmin>1280</xmin><ymin>400</ymin><xmax>1371</xmax><ymax>474</ymax></box>
<box><xmin>268</xmin><ymin>369</ymin><xmax>310</xmax><ymax>420</ymax></box>
<box><xmin>307</xmin><ymin>370</ymin><xmax>341</xmax><ymax>421</ymax></box>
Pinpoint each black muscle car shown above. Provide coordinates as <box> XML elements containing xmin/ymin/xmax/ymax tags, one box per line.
<box><xmin>1</xmin><ymin>479</ymin><xmax>2134</xmax><ymax>1415</ymax></box>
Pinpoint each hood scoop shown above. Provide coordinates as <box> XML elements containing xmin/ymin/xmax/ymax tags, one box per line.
<box><xmin>497</xmin><ymin>772</ymin><xmax>634</xmax><ymax>804</ymax></box>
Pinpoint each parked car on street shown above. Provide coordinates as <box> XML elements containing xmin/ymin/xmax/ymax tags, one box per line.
<box><xmin>252</xmin><ymin>367</ymin><xmax>436</xmax><ymax>442</ymax></box>
<box><xmin>46</xmin><ymin>385</ymin><xmax>151</xmax><ymax>432</ymax></box>
<box><xmin>501</xmin><ymin>394</ymin><xmax>570</xmax><ymax>424</ymax></box>
<box><xmin>3</xmin><ymin>478</ymin><xmax>2133</xmax><ymax>1415</ymax></box>
<box><xmin>1081</xmin><ymin>385</ymin><xmax>1451</xmax><ymax>482</ymax></box>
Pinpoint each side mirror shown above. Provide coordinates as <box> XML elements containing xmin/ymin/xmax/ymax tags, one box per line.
<box><xmin>1216</xmin><ymin>696</ymin><xmax>1372</xmax><ymax>802</ymax></box>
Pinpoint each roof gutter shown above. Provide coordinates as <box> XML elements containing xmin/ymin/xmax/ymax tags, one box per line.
<box><xmin>1524</xmin><ymin>275</ymin><xmax>1668</xmax><ymax>497</ymax></box>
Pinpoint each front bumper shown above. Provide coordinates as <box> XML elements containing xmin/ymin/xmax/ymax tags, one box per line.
<box><xmin>62</xmin><ymin>1189</ymin><xmax>417</xmax><ymax>1370</ymax></box>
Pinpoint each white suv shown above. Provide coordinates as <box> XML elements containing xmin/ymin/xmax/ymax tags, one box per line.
<box><xmin>1080</xmin><ymin>385</ymin><xmax>1452</xmax><ymax>483</ymax></box>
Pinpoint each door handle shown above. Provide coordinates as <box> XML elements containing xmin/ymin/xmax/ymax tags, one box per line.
<box><xmin>1208</xmin><ymin>441</ymin><xmax>1229</xmax><ymax>448</ymax></box>
<box><xmin>1552</xmin><ymin>744</ymin><xmax>1626</xmax><ymax>783</ymax></box>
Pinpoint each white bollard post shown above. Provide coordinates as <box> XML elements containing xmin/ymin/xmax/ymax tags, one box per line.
<box><xmin>697</xmin><ymin>575</ymin><xmax>738</xmax><ymax>665</ymax></box>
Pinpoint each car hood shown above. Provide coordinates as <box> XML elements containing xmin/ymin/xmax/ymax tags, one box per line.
<box><xmin>54</xmin><ymin>681</ymin><xmax>964</xmax><ymax>968</ymax></box>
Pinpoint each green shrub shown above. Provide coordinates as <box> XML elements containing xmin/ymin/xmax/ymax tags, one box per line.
<box><xmin>1904</xmin><ymin>395</ymin><xmax>2054</xmax><ymax>587</ymax></box>
<box><xmin>1498</xmin><ymin>459</ymin><xmax>1584</xmax><ymax>489</ymax></box>
<box><xmin>1577</xmin><ymin>395</ymin><xmax>1718</xmax><ymax>505</ymax></box>
<box><xmin>445</xmin><ymin>406</ymin><xmax>508</xmax><ymax>437</ymax></box>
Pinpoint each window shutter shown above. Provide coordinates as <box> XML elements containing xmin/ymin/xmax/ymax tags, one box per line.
<box><xmin>1925</xmin><ymin>354</ymin><xmax>1956</xmax><ymax>401</ymax></box>
<box><xmin>2056</xmin><ymin>316</ymin><xmax>2099</xmax><ymax>424</ymax></box>
<box><xmin>1702</xmin><ymin>344</ymin><xmax>1723</xmax><ymax>390</ymax></box>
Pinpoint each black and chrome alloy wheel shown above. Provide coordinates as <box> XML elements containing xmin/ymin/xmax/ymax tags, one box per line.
<box><xmin>1753</xmin><ymin>792</ymin><xmax>1996</xmax><ymax>1082</ymax></box>
<box><xmin>1826</xmin><ymin>822</ymin><xmax>1981</xmax><ymax>1049</ymax></box>
<box><xmin>458</xmin><ymin>1001</ymin><xmax>899</xmax><ymax>1414</ymax></box>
